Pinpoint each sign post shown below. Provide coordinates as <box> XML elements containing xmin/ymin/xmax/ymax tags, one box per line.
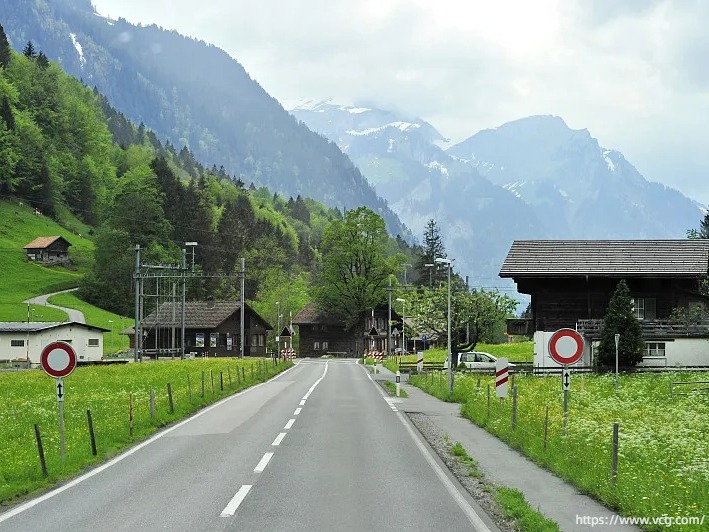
<box><xmin>548</xmin><ymin>329</ymin><xmax>584</xmax><ymax>437</ymax></box>
<box><xmin>40</xmin><ymin>342</ymin><xmax>77</xmax><ymax>463</ymax></box>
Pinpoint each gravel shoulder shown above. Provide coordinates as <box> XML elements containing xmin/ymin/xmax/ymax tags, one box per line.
<box><xmin>408</xmin><ymin>412</ymin><xmax>520</xmax><ymax>532</ymax></box>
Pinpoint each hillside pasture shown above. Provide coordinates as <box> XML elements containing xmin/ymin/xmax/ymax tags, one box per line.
<box><xmin>0</xmin><ymin>200</ymin><xmax>94</xmax><ymax>321</ymax></box>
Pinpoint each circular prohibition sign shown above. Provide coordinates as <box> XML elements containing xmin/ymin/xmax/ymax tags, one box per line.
<box><xmin>40</xmin><ymin>341</ymin><xmax>78</xmax><ymax>378</ymax></box>
<box><xmin>548</xmin><ymin>328</ymin><xmax>585</xmax><ymax>365</ymax></box>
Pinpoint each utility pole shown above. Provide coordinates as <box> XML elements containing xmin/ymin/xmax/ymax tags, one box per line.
<box><xmin>240</xmin><ymin>258</ymin><xmax>245</xmax><ymax>358</ymax></box>
<box><xmin>133</xmin><ymin>245</ymin><xmax>141</xmax><ymax>362</ymax></box>
<box><xmin>387</xmin><ymin>277</ymin><xmax>392</xmax><ymax>356</ymax></box>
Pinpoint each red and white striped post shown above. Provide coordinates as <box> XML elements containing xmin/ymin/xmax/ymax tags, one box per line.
<box><xmin>495</xmin><ymin>357</ymin><xmax>509</xmax><ymax>398</ymax></box>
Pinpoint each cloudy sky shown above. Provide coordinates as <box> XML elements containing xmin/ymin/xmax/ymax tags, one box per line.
<box><xmin>91</xmin><ymin>0</ymin><xmax>709</xmax><ymax>205</ymax></box>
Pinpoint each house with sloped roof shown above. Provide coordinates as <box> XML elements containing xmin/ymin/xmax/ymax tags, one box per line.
<box><xmin>134</xmin><ymin>301</ymin><xmax>272</xmax><ymax>357</ymax></box>
<box><xmin>23</xmin><ymin>236</ymin><xmax>72</xmax><ymax>264</ymax></box>
<box><xmin>292</xmin><ymin>302</ymin><xmax>402</xmax><ymax>358</ymax></box>
<box><xmin>500</xmin><ymin>240</ymin><xmax>709</xmax><ymax>368</ymax></box>
<box><xmin>0</xmin><ymin>322</ymin><xmax>108</xmax><ymax>365</ymax></box>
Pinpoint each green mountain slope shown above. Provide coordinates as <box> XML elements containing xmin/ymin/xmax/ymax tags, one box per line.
<box><xmin>0</xmin><ymin>199</ymin><xmax>92</xmax><ymax>320</ymax></box>
<box><xmin>0</xmin><ymin>0</ymin><xmax>412</xmax><ymax>241</ymax></box>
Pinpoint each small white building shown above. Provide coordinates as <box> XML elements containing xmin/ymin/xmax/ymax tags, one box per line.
<box><xmin>0</xmin><ymin>322</ymin><xmax>108</xmax><ymax>365</ymax></box>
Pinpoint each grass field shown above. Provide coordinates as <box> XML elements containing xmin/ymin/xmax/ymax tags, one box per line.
<box><xmin>0</xmin><ymin>358</ymin><xmax>291</xmax><ymax>505</ymax></box>
<box><xmin>0</xmin><ymin>200</ymin><xmax>94</xmax><ymax>321</ymax></box>
<box><xmin>412</xmin><ymin>370</ymin><xmax>709</xmax><ymax>530</ymax></box>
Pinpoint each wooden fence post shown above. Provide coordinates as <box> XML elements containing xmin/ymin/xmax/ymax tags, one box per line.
<box><xmin>543</xmin><ymin>406</ymin><xmax>549</xmax><ymax>450</ymax></box>
<box><xmin>187</xmin><ymin>374</ymin><xmax>192</xmax><ymax>402</ymax></box>
<box><xmin>150</xmin><ymin>389</ymin><xmax>156</xmax><ymax>419</ymax></box>
<box><xmin>129</xmin><ymin>393</ymin><xmax>134</xmax><ymax>437</ymax></box>
<box><xmin>34</xmin><ymin>423</ymin><xmax>48</xmax><ymax>477</ymax></box>
<box><xmin>511</xmin><ymin>386</ymin><xmax>518</xmax><ymax>430</ymax></box>
<box><xmin>167</xmin><ymin>383</ymin><xmax>174</xmax><ymax>414</ymax></box>
<box><xmin>220</xmin><ymin>372</ymin><xmax>224</xmax><ymax>392</ymax></box>
<box><xmin>86</xmin><ymin>410</ymin><xmax>97</xmax><ymax>456</ymax></box>
<box><xmin>611</xmin><ymin>422</ymin><xmax>619</xmax><ymax>485</ymax></box>
<box><xmin>201</xmin><ymin>371</ymin><xmax>205</xmax><ymax>398</ymax></box>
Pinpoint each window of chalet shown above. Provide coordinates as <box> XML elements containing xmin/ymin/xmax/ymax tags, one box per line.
<box><xmin>322</xmin><ymin>341</ymin><xmax>329</xmax><ymax>351</ymax></box>
<box><xmin>10</xmin><ymin>339</ymin><xmax>24</xmax><ymax>347</ymax></box>
<box><xmin>251</xmin><ymin>334</ymin><xmax>265</xmax><ymax>347</ymax></box>
<box><xmin>631</xmin><ymin>297</ymin><xmax>656</xmax><ymax>320</ymax></box>
<box><xmin>314</xmin><ymin>341</ymin><xmax>320</xmax><ymax>350</ymax></box>
<box><xmin>644</xmin><ymin>342</ymin><xmax>665</xmax><ymax>357</ymax></box>
<box><xmin>88</xmin><ymin>338</ymin><xmax>99</xmax><ymax>346</ymax></box>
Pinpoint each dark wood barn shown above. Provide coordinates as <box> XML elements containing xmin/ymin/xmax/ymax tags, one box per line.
<box><xmin>23</xmin><ymin>236</ymin><xmax>72</xmax><ymax>264</ymax></box>
<box><xmin>292</xmin><ymin>302</ymin><xmax>401</xmax><ymax>358</ymax></box>
<box><xmin>499</xmin><ymin>239</ymin><xmax>709</xmax><ymax>341</ymax></box>
<box><xmin>136</xmin><ymin>301</ymin><xmax>272</xmax><ymax>357</ymax></box>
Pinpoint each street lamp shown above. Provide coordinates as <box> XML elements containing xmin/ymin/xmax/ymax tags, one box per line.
<box><xmin>435</xmin><ymin>257</ymin><xmax>453</xmax><ymax>392</ymax></box>
<box><xmin>396</xmin><ymin>298</ymin><xmax>406</xmax><ymax>356</ymax></box>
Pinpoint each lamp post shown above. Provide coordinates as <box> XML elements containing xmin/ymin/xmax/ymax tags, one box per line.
<box><xmin>108</xmin><ymin>319</ymin><xmax>114</xmax><ymax>353</ymax></box>
<box><xmin>396</xmin><ymin>298</ymin><xmax>406</xmax><ymax>356</ymax></box>
<box><xmin>435</xmin><ymin>257</ymin><xmax>453</xmax><ymax>392</ymax></box>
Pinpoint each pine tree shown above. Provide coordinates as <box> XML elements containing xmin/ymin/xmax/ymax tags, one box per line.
<box><xmin>414</xmin><ymin>219</ymin><xmax>447</xmax><ymax>287</ymax></box>
<box><xmin>597</xmin><ymin>280</ymin><xmax>645</xmax><ymax>366</ymax></box>
<box><xmin>23</xmin><ymin>41</ymin><xmax>36</xmax><ymax>58</ymax></box>
<box><xmin>1</xmin><ymin>96</ymin><xmax>15</xmax><ymax>130</ymax></box>
<box><xmin>0</xmin><ymin>23</ymin><xmax>11</xmax><ymax>68</ymax></box>
<box><xmin>36</xmin><ymin>51</ymin><xmax>50</xmax><ymax>69</ymax></box>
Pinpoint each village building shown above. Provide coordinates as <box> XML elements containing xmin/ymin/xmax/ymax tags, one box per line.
<box><xmin>0</xmin><ymin>322</ymin><xmax>107</xmax><ymax>365</ymax></box>
<box><xmin>292</xmin><ymin>302</ymin><xmax>402</xmax><ymax>358</ymax></box>
<box><xmin>500</xmin><ymin>239</ymin><xmax>709</xmax><ymax>368</ymax></box>
<box><xmin>23</xmin><ymin>236</ymin><xmax>72</xmax><ymax>264</ymax></box>
<box><xmin>134</xmin><ymin>301</ymin><xmax>272</xmax><ymax>358</ymax></box>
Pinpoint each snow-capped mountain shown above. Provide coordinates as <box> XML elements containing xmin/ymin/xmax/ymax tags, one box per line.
<box><xmin>448</xmin><ymin>115</ymin><xmax>704</xmax><ymax>238</ymax></box>
<box><xmin>290</xmin><ymin>105</ymin><xmax>705</xmax><ymax>293</ymax></box>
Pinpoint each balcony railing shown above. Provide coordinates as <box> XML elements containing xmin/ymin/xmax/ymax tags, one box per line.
<box><xmin>577</xmin><ymin>319</ymin><xmax>709</xmax><ymax>338</ymax></box>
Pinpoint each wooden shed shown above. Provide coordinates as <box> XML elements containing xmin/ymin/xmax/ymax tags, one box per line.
<box><xmin>23</xmin><ymin>236</ymin><xmax>72</xmax><ymax>264</ymax></box>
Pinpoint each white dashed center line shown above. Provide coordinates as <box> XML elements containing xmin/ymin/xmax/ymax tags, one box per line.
<box><xmin>254</xmin><ymin>452</ymin><xmax>273</xmax><ymax>473</ymax></box>
<box><xmin>284</xmin><ymin>419</ymin><xmax>295</xmax><ymax>430</ymax></box>
<box><xmin>294</xmin><ymin>407</ymin><xmax>302</xmax><ymax>415</ymax></box>
<box><xmin>272</xmin><ymin>432</ymin><xmax>286</xmax><ymax>446</ymax></box>
<box><xmin>221</xmin><ymin>485</ymin><xmax>252</xmax><ymax>516</ymax></box>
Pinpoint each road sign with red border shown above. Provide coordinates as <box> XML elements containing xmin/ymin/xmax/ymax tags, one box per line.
<box><xmin>548</xmin><ymin>328</ymin><xmax>585</xmax><ymax>365</ymax></box>
<box><xmin>40</xmin><ymin>341</ymin><xmax>77</xmax><ymax>378</ymax></box>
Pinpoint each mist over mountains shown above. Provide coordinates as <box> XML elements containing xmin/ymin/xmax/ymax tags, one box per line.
<box><xmin>291</xmin><ymin>101</ymin><xmax>704</xmax><ymax>289</ymax></box>
<box><xmin>2</xmin><ymin>0</ymin><xmax>704</xmax><ymax>295</ymax></box>
<box><xmin>0</xmin><ymin>0</ymin><xmax>411</xmax><ymax>239</ymax></box>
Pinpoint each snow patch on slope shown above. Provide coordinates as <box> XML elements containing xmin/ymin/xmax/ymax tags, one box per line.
<box><xmin>69</xmin><ymin>33</ymin><xmax>86</xmax><ymax>69</ymax></box>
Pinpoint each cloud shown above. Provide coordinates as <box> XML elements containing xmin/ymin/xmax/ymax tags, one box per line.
<box><xmin>91</xmin><ymin>0</ymin><xmax>709</xmax><ymax>204</ymax></box>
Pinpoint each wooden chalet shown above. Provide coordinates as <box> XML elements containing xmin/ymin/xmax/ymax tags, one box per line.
<box><xmin>292</xmin><ymin>302</ymin><xmax>401</xmax><ymax>358</ymax></box>
<box><xmin>500</xmin><ymin>239</ymin><xmax>709</xmax><ymax>343</ymax></box>
<box><xmin>135</xmin><ymin>301</ymin><xmax>271</xmax><ymax>357</ymax></box>
<box><xmin>23</xmin><ymin>236</ymin><xmax>71</xmax><ymax>264</ymax></box>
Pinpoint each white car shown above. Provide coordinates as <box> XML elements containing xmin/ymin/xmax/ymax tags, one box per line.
<box><xmin>454</xmin><ymin>351</ymin><xmax>515</xmax><ymax>370</ymax></box>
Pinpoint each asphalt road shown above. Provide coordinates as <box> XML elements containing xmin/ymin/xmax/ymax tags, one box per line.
<box><xmin>0</xmin><ymin>360</ymin><xmax>494</xmax><ymax>532</ymax></box>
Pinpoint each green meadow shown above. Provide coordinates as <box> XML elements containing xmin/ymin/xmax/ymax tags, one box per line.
<box><xmin>0</xmin><ymin>358</ymin><xmax>292</xmax><ymax>505</ymax></box>
<box><xmin>412</xmin><ymin>370</ymin><xmax>709</xmax><ymax>531</ymax></box>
